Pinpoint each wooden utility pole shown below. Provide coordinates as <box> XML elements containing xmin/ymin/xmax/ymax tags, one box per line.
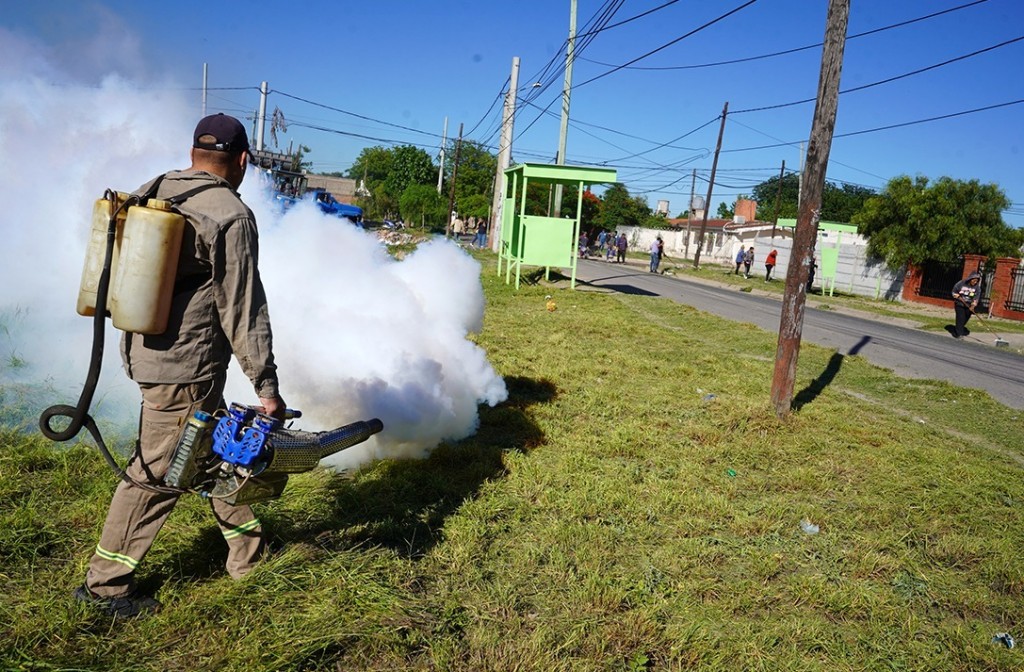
<box><xmin>771</xmin><ymin>160</ymin><xmax>785</xmax><ymax>240</ymax></box>
<box><xmin>445</xmin><ymin>122</ymin><xmax>464</xmax><ymax>239</ymax></box>
<box><xmin>693</xmin><ymin>101</ymin><xmax>728</xmax><ymax>269</ymax></box>
<box><xmin>770</xmin><ymin>0</ymin><xmax>849</xmax><ymax>418</ymax></box>
<box><xmin>686</xmin><ymin>168</ymin><xmax>696</xmax><ymax>259</ymax></box>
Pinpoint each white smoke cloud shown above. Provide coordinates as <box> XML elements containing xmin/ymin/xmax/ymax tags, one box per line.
<box><xmin>0</xmin><ymin>27</ymin><xmax>507</xmax><ymax>469</ymax></box>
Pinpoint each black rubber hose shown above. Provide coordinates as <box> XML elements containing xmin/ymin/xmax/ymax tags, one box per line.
<box><xmin>36</xmin><ymin>192</ymin><xmax>198</xmax><ymax>495</ymax></box>
<box><xmin>38</xmin><ymin>191</ymin><xmax>125</xmax><ymax>443</ymax></box>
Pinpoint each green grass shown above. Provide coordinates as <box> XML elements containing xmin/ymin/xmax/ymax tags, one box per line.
<box><xmin>2</xmin><ymin>254</ymin><xmax>1023</xmax><ymax>671</ymax></box>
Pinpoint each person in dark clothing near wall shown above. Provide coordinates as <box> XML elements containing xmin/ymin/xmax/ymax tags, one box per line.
<box><xmin>951</xmin><ymin>272</ymin><xmax>982</xmax><ymax>339</ymax></box>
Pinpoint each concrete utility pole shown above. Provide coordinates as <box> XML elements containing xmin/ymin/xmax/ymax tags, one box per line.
<box><xmin>256</xmin><ymin>81</ymin><xmax>268</xmax><ymax>151</ymax></box>
<box><xmin>202</xmin><ymin>63</ymin><xmax>208</xmax><ymax>117</ymax></box>
<box><xmin>770</xmin><ymin>0</ymin><xmax>849</xmax><ymax>418</ymax></box>
<box><xmin>490</xmin><ymin>56</ymin><xmax>520</xmax><ymax>252</ymax></box>
<box><xmin>446</xmin><ymin>122</ymin><xmax>464</xmax><ymax>239</ymax></box>
<box><xmin>693</xmin><ymin>102</ymin><xmax>728</xmax><ymax>269</ymax></box>
<box><xmin>552</xmin><ymin>0</ymin><xmax>577</xmax><ymax>219</ymax></box>
<box><xmin>771</xmin><ymin>159</ymin><xmax>785</xmax><ymax>239</ymax></box>
<box><xmin>437</xmin><ymin>117</ymin><xmax>448</xmax><ymax>194</ymax></box>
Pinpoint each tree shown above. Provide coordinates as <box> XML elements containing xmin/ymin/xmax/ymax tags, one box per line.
<box><xmin>717</xmin><ymin>201</ymin><xmax>734</xmax><ymax>218</ymax></box>
<box><xmin>597</xmin><ymin>183</ymin><xmax>649</xmax><ymax>230</ymax></box>
<box><xmin>399</xmin><ymin>183</ymin><xmax>445</xmax><ymax>228</ymax></box>
<box><xmin>752</xmin><ymin>173</ymin><xmax>800</xmax><ymax>221</ymax></box>
<box><xmin>385</xmin><ymin>145</ymin><xmax>436</xmax><ymax>201</ymax></box>
<box><xmin>458</xmin><ymin>193</ymin><xmax>491</xmax><ymax>221</ymax></box>
<box><xmin>289</xmin><ymin>144</ymin><xmax>312</xmax><ymax>172</ymax></box>
<box><xmin>558</xmin><ymin>185</ymin><xmax>601</xmax><ymax>231</ymax></box>
<box><xmin>823</xmin><ymin>182</ymin><xmax>876</xmax><ymax>222</ymax></box>
<box><xmin>751</xmin><ymin>173</ymin><xmax>875</xmax><ymax>222</ymax></box>
<box><xmin>347</xmin><ymin>145</ymin><xmax>436</xmax><ymax>220</ymax></box>
<box><xmin>445</xmin><ymin>141</ymin><xmax>497</xmax><ymax>209</ymax></box>
<box><xmin>852</xmin><ymin>175</ymin><xmax>1022</xmax><ymax>270</ymax></box>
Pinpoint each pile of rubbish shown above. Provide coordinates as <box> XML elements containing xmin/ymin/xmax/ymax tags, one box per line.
<box><xmin>376</xmin><ymin>229</ymin><xmax>423</xmax><ymax>247</ymax></box>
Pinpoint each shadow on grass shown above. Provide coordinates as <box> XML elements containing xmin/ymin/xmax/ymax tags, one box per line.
<box><xmin>153</xmin><ymin>376</ymin><xmax>557</xmax><ymax>584</ymax></box>
<box><xmin>792</xmin><ymin>335</ymin><xmax>871</xmax><ymax>411</ymax></box>
<box><xmin>520</xmin><ymin>268</ymin><xmax>572</xmax><ymax>285</ymax></box>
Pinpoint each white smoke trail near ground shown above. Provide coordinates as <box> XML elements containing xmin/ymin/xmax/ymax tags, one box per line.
<box><xmin>0</xmin><ymin>26</ymin><xmax>507</xmax><ymax>468</ymax></box>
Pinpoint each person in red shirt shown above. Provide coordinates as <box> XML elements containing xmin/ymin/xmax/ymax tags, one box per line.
<box><xmin>765</xmin><ymin>249</ymin><xmax>778</xmax><ymax>282</ymax></box>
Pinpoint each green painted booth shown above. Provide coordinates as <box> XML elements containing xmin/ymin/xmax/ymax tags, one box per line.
<box><xmin>777</xmin><ymin>219</ymin><xmax>859</xmax><ymax>296</ymax></box>
<box><xmin>497</xmin><ymin>163</ymin><xmax>617</xmax><ymax>289</ymax></box>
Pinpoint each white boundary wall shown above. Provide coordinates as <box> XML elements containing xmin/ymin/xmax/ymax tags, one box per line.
<box><xmin>619</xmin><ymin>225</ymin><xmax>905</xmax><ymax>301</ymax></box>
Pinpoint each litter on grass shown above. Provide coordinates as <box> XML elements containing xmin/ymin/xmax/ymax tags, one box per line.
<box><xmin>800</xmin><ymin>519</ymin><xmax>820</xmax><ymax>535</ymax></box>
<box><xmin>992</xmin><ymin>633</ymin><xmax>1015</xmax><ymax>649</ymax></box>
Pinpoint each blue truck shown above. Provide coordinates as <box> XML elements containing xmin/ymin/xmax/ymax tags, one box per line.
<box><xmin>251</xmin><ymin>149</ymin><xmax>363</xmax><ymax>225</ymax></box>
<box><xmin>274</xmin><ymin>188</ymin><xmax>364</xmax><ymax>226</ymax></box>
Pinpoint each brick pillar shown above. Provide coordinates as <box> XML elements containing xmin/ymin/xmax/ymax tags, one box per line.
<box><xmin>989</xmin><ymin>257</ymin><xmax>1021</xmax><ymax>319</ymax></box>
<box><xmin>962</xmin><ymin>254</ymin><xmax>985</xmax><ymax>281</ymax></box>
<box><xmin>902</xmin><ymin>263</ymin><xmax>922</xmax><ymax>303</ymax></box>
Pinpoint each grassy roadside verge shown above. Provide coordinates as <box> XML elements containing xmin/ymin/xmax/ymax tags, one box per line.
<box><xmin>1</xmin><ymin>254</ymin><xmax>1022</xmax><ymax>671</ymax></box>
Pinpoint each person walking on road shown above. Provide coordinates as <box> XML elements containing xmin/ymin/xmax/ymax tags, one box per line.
<box><xmin>616</xmin><ymin>232</ymin><xmax>628</xmax><ymax>264</ymax></box>
<box><xmin>474</xmin><ymin>220</ymin><xmax>487</xmax><ymax>248</ymax></box>
<box><xmin>765</xmin><ymin>249</ymin><xmax>778</xmax><ymax>282</ymax></box>
<box><xmin>951</xmin><ymin>272</ymin><xmax>982</xmax><ymax>339</ymax></box>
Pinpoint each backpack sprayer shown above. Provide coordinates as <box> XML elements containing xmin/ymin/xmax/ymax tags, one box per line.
<box><xmin>39</xmin><ymin>184</ymin><xmax>383</xmax><ymax>502</ymax></box>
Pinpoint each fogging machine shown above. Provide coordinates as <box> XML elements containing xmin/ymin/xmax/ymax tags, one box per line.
<box><xmin>167</xmin><ymin>403</ymin><xmax>383</xmax><ymax>505</ymax></box>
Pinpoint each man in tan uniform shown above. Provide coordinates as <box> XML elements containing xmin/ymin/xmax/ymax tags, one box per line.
<box><xmin>74</xmin><ymin>114</ymin><xmax>287</xmax><ymax>618</ymax></box>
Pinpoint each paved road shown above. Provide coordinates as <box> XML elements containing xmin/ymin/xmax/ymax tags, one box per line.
<box><xmin>574</xmin><ymin>259</ymin><xmax>1024</xmax><ymax>409</ymax></box>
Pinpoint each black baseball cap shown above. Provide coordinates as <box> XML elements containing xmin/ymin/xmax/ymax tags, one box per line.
<box><xmin>193</xmin><ymin>113</ymin><xmax>251</xmax><ymax>153</ymax></box>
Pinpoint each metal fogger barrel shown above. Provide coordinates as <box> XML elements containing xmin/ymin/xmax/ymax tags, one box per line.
<box><xmin>165</xmin><ymin>403</ymin><xmax>383</xmax><ymax>505</ymax></box>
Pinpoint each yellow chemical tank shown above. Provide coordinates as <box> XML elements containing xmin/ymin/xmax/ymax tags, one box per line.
<box><xmin>76</xmin><ymin>192</ymin><xmax>129</xmax><ymax>317</ymax></box>
<box><xmin>108</xmin><ymin>199</ymin><xmax>185</xmax><ymax>334</ymax></box>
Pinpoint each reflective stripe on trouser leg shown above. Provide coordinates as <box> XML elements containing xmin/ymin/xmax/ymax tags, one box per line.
<box><xmin>94</xmin><ymin>545</ymin><xmax>140</xmax><ymax>570</ymax></box>
<box><xmin>212</xmin><ymin>500</ymin><xmax>266</xmax><ymax>579</ymax></box>
<box><xmin>84</xmin><ymin>375</ymin><xmax>225</xmax><ymax>598</ymax></box>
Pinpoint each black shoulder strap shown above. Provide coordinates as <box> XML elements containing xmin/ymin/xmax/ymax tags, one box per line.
<box><xmin>136</xmin><ymin>173</ymin><xmax>167</xmax><ymax>205</ymax></box>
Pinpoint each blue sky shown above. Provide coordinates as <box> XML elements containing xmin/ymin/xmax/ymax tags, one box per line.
<box><xmin>4</xmin><ymin>0</ymin><xmax>1023</xmax><ymax>224</ymax></box>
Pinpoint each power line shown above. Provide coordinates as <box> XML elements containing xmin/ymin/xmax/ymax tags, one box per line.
<box><xmin>576</xmin><ymin>0</ymin><xmax>990</xmax><ymax>72</ymax></box>
<box><xmin>733</xmin><ymin>35</ymin><xmax>1024</xmax><ymax>114</ymax></box>
<box><xmin>599</xmin><ymin>116</ymin><xmax>719</xmax><ymax>164</ymax></box>
<box><xmin>465</xmin><ymin>76</ymin><xmax>509</xmax><ymax>139</ymax></box>
<box><xmin>572</xmin><ymin>0</ymin><xmax>760</xmax><ymax>89</ymax></box>
<box><xmin>272</xmin><ymin>89</ymin><xmax>444</xmax><ymax>140</ymax></box>
<box><xmin>722</xmin><ymin>98</ymin><xmax>1024</xmax><ymax>153</ymax></box>
<box><xmin>576</xmin><ymin>0</ymin><xmax>683</xmax><ymax>37</ymax></box>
